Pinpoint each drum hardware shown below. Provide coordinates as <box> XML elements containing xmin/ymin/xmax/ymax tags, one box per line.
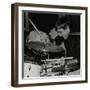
<box><xmin>41</xmin><ymin>49</ymin><xmax>49</xmax><ymax>76</ymax></box>
<box><xmin>41</xmin><ymin>57</ymin><xmax>73</xmax><ymax>76</ymax></box>
<box><xmin>64</xmin><ymin>65</ymin><xmax>69</xmax><ymax>75</ymax></box>
<box><xmin>26</xmin><ymin>40</ymin><xmax>74</xmax><ymax>76</ymax></box>
<box><xmin>25</xmin><ymin>40</ymin><xmax>78</xmax><ymax>77</ymax></box>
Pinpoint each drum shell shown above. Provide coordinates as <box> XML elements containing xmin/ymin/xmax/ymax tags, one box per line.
<box><xmin>24</xmin><ymin>61</ymin><xmax>41</xmax><ymax>78</ymax></box>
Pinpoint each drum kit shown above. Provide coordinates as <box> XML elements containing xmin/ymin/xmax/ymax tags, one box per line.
<box><xmin>25</xmin><ymin>40</ymin><xmax>77</xmax><ymax>77</ymax></box>
<box><xmin>24</xmin><ymin>19</ymin><xmax>79</xmax><ymax>78</ymax></box>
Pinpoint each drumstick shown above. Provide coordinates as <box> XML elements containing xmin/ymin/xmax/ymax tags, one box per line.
<box><xmin>29</xmin><ymin>19</ymin><xmax>40</xmax><ymax>34</ymax></box>
<box><xmin>42</xmin><ymin>57</ymin><xmax>73</xmax><ymax>62</ymax></box>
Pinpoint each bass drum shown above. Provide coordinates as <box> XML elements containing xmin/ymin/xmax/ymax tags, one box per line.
<box><xmin>24</xmin><ymin>61</ymin><xmax>42</xmax><ymax>78</ymax></box>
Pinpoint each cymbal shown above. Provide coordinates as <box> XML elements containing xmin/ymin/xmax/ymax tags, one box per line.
<box><xmin>44</xmin><ymin>43</ymin><xmax>65</xmax><ymax>52</ymax></box>
<box><xmin>26</xmin><ymin>41</ymin><xmax>45</xmax><ymax>51</ymax></box>
<box><xmin>26</xmin><ymin>41</ymin><xmax>65</xmax><ymax>53</ymax></box>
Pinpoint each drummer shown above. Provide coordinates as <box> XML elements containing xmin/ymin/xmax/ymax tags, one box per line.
<box><xmin>49</xmin><ymin>16</ymin><xmax>70</xmax><ymax>58</ymax></box>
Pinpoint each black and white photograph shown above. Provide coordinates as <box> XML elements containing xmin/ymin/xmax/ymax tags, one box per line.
<box><xmin>23</xmin><ymin>12</ymin><xmax>80</xmax><ymax>78</ymax></box>
<box><xmin>11</xmin><ymin>3</ymin><xmax>87</xmax><ymax>87</ymax></box>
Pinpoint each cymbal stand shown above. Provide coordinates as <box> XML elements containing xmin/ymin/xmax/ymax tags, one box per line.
<box><xmin>64</xmin><ymin>48</ymin><xmax>69</xmax><ymax>75</ymax></box>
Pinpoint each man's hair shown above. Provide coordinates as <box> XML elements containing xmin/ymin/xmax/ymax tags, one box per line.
<box><xmin>55</xmin><ymin>15</ymin><xmax>70</xmax><ymax>30</ymax></box>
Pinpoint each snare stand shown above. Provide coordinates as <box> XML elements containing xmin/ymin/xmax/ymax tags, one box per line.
<box><xmin>42</xmin><ymin>49</ymin><xmax>49</xmax><ymax>76</ymax></box>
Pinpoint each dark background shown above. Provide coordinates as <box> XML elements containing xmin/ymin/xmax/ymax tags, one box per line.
<box><xmin>24</xmin><ymin>12</ymin><xmax>80</xmax><ymax>33</ymax></box>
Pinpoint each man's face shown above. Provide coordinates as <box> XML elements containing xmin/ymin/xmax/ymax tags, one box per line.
<box><xmin>57</xmin><ymin>28</ymin><xmax>65</xmax><ymax>36</ymax></box>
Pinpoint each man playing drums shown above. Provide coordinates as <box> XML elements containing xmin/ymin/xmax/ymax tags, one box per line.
<box><xmin>49</xmin><ymin>15</ymin><xmax>70</xmax><ymax>58</ymax></box>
